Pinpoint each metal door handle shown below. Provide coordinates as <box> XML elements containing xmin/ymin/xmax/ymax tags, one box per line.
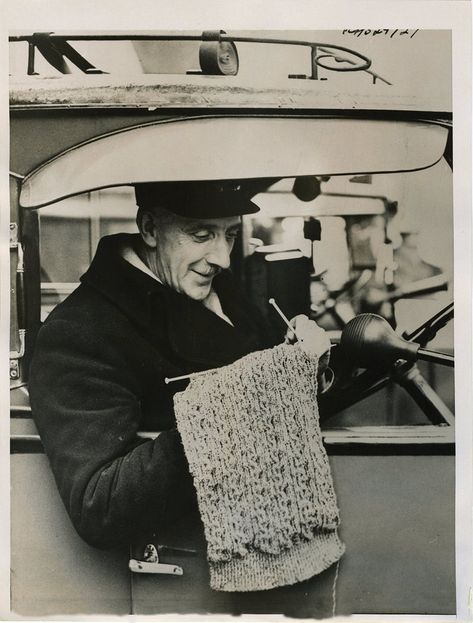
<box><xmin>129</xmin><ymin>559</ymin><xmax>183</xmax><ymax>575</ymax></box>
<box><xmin>129</xmin><ymin>543</ymin><xmax>183</xmax><ymax>576</ymax></box>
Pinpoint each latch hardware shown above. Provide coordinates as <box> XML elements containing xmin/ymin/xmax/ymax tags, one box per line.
<box><xmin>129</xmin><ymin>544</ymin><xmax>183</xmax><ymax>576</ymax></box>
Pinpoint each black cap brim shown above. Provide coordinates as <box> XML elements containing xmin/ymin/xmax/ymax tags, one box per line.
<box><xmin>134</xmin><ymin>179</ymin><xmax>278</xmax><ymax>219</ymax></box>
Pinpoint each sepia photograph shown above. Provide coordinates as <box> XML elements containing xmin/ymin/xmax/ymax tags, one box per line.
<box><xmin>3</xmin><ymin>3</ymin><xmax>472</xmax><ymax>620</ymax></box>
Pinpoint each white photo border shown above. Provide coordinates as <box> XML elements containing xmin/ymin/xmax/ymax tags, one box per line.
<box><xmin>1</xmin><ymin>1</ymin><xmax>471</xmax><ymax>621</ymax></box>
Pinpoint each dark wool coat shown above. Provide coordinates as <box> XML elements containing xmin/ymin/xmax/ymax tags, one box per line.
<box><xmin>29</xmin><ymin>233</ymin><xmax>274</xmax><ymax>549</ymax></box>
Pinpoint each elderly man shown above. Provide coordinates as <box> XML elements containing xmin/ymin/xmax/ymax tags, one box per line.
<box><xmin>29</xmin><ymin>179</ymin><xmax>331</xmax><ymax>554</ymax></box>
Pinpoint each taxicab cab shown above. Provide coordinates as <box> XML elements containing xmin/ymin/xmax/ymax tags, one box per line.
<box><xmin>9</xmin><ymin>30</ymin><xmax>455</xmax><ymax>616</ymax></box>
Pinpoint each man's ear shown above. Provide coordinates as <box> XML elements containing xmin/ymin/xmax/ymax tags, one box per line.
<box><xmin>136</xmin><ymin>209</ymin><xmax>158</xmax><ymax>249</ymax></box>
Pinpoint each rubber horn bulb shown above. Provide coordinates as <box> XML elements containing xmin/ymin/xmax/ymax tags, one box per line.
<box><xmin>339</xmin><ymin>313</ymin><xmax>420</xmax><ymax>368</ymax></box>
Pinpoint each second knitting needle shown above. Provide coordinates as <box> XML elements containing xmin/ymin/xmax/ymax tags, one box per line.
<box><xmin>165</xmin><ymin>367</ymin><xmax>218</xmax><ymax>384</ymax></box>
<box><xmin>268</xmin><ymin>298</ymin><xmax>304</xmax><ymax>343</ymax></box>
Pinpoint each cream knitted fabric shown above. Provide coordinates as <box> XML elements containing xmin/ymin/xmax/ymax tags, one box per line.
<box><xmin>173</xmin><ymin>343</ymin><xmax>345</xmax><ymax>592</ymax></box>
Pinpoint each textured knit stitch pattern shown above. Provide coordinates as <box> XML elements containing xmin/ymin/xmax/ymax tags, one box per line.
<box><xmin>173</xmin><ymin>343</ymin><xmax>345</xmax><ymax>591</ymax></box>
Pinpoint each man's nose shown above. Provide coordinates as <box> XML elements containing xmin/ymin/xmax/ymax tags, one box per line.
<box><xmin>206</xmin><ymin>237</ymin><xmax>232</xmax><ymax>270</ymax></box>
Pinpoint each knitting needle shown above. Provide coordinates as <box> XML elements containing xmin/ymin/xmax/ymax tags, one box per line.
<box><xmin>165</xmin><ymin>367</ymin><xmax>218</xmax><ymax>384</ymax></box>
<box><xmin>268</xmin><ymin>298</ymin><xmax>304</xmax><ymax>343</ymax></box>
<box><xmin>167</xmin><ymin>299</ymin><xmax>321</xmax><ymax>384</ymax></box>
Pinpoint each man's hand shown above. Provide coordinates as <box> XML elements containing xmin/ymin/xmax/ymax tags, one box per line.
<box><xmin>285</xmin><ymin>314</ymin><xmax>331</xmax><ymax>375</ymax></box>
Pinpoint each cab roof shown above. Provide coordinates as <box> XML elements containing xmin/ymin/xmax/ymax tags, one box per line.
<box><xmin>9</xmin><ymin>31</ymin><xmax>452</xmax><ymax>114</ymax></box>
<box><xmin>10</xmin><ymin>74</ymin><xmax>451</xmax><ymax>114</ymax></box>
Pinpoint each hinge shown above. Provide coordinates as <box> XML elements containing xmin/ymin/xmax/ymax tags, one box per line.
<box><xmin>10</xmin><ymin>222</ymin><xmax>18</xmax><ymax>247</ymax></box>
<box><xmin>10</xmin><ymin>359</ymin><xmax>20</xmax><ymax>381</ymax></box>
<box><xmin>10</xmin><ymin>330</ymin><xmax>26</xmax><ymax>362</ymax></box>
<box><xmin>10</xmin><ymin>222</ymin><xmax>26</xmax><ymax>376</ymax></box>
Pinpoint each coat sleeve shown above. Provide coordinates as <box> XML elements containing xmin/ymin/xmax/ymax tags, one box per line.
<box><xmin>28</xmin><ymin>316</ymin><xmax>195</xmax><ymax>549</ymax></box>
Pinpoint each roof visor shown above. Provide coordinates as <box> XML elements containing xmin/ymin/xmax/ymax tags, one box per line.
<box><xmin>19</xmin><ymin>116</ymin><xmax>449</xmax><ymax>209</ymax></box>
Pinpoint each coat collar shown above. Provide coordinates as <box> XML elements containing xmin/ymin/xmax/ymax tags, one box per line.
<box><xmin>81</xmin><ymin>234</ymin><xmax>267</xmax><ymax>372</ymax></box>
<box><xmin>81</xmin><ymin>233</ymin><xmax>162</xmax><ymax>340</ymax></box>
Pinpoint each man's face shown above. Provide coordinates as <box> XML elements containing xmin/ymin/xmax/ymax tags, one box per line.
<box><xmin>150</xmin><ymin>213</ymin><xmax>241</xmax><ymax>301</ymax></box>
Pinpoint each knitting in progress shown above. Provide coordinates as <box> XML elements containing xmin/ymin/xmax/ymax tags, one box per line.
<box><xmin>173</xmin><ymin>343</ymin><xmax>345</xmax><ymax>592</ymax></box>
